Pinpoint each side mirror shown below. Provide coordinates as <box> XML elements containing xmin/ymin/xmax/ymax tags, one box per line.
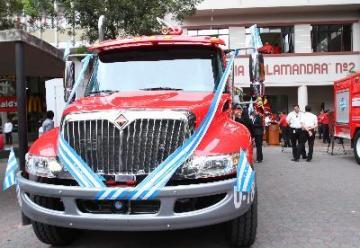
<box><xmin>64</xmin><ymin>61</ymin><xmax>75</xmax><ymax>102</ymax></box>
<box><xmin>249</xmin><ymin>53</ymin><xmax>265</xmax><ymax>83</ymax></box>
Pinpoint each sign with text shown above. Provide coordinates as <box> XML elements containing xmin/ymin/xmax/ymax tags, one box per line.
<box><xmin>234</xmin><ymin>53</ymin><xmax>360</xmax><ymax>87</ymax></box>
<box><xmin>0</xmin><ymin>96</ymin><xmax>17</xmax><ymax>112</ymax></box>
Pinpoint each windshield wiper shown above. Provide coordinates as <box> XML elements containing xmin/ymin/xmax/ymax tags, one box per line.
<box><xmin>88</xmin><ymin>90</ymin><xmax>119</xmax><ymax>96</ymax></box>
<box><xmin>140</xmin><ymin>87</ymin><xmax>183</xmax><ymax>91</ymax></box>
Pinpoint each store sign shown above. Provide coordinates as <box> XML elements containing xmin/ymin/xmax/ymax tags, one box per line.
<box><xmin>234</xmin><ymin>53</ymin><xmax>360</xmax><ymax>87</ymax></box>
<box><xmin>0</xmin><ymin>96</ymin><xmax>17</xmax><ymax>112</ymax></box>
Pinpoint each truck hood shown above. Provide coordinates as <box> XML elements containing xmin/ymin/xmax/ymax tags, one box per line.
<box><xmin>63</xmin><ymin>91</ymin><xmax>231</xmax><ymax>125</ymax></box>
<box><xmin>30</xmin><ymin>91</ymin><xmax>252</xmax><ymax>160</ymax></box>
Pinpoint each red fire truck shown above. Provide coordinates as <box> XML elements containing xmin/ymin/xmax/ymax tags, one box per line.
<box><xmin>16</xmin><ymin>20</ymin><xmax>263</xmax><ymax>247</ymax></box>
<box><xmin>334</xmin><ymin>72</ymin><xmax>360</xmax><ymax>163</ymax></box>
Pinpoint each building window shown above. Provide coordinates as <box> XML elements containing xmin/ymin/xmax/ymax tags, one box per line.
<box><xmin>246</xmin><ymin>26</ymin><xmax>294</xmax><ymax>54</ymax></box>
<box><xmin>311</xmin><ymin>24</ymin><xmax>352</xmax><ymax>52</ymax></box>
<box><xmin>188</xmin><ymin>29</ymin><xmax>229</xmax><ymax>49</ymax></box>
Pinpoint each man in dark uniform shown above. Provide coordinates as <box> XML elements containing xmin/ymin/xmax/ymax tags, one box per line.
<box><xmin>252</xmin><ymin>109</ymin><xmax>264</xmax><ymax>163</ymax></box>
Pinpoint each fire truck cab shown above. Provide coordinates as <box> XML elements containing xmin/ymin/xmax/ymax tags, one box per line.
<box><xmin>16</xmin><ymin>21</ymin><xmax>262</xmax><ymax>247</ymax></box>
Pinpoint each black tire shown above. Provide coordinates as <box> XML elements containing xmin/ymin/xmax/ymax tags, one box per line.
<box><xmin>353</xmin><ymin>131</ymin><xmax>360</xmax><ymax>164</ymax></box>
<box><xmin>31</xmin><ymin>196</ymin><xmax>78</xmax><ymax>246</ymax></box>
<box><xmin>228</xmin><ymin>192</ymin><xmax>257</xmax><ymax>247</ymax></box>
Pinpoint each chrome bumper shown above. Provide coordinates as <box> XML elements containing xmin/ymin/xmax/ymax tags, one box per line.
<box><xmin>17</xmin><ymin>173</ymin><xmax>255</xmax><ymax>231</ymax></box>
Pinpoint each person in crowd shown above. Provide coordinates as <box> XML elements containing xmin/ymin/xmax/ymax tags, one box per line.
<box><xmin>259</xmin><ymin>42</ymin><xmax>273</xmax><ymax>54</ymax></box>
<box><xmin>264</xmin><ymin>113</ymin><xmax>271</xmax><ymax>142</ymax></box>
<box><xmin>4</xmin><ymin>118</ymin><xmax>13</xmax><ymax>145</ymax></box>
<box><xmin>286</xmin><ymin>105</ymin><xmax>307</xmax><ymax>162</ymax></box>
<box><xmin>236</xmin><ymin>107</ymin><xmax>254</xmax><ymax>137</ymax></box>
<box><xmin>299</xmin><ymin>105</ymin><xmax>318</xmax><ymax>162</ymax></box>
<box><xmin>279</xmin><ymin>112</ymin><xmax>291</xmax><ymax>147</ymax></box>
<box><xmin>273</xmin><ymin>43</ymin><xmax>281</xmax><ymax>54</ymax></box>
<box><xmin>317</xmin><ymin>110</ymin><xmax>324</xmax><ymax>139</ymax></box>
<box><xmin>252</xmin><ymin>109</ymin><xmax>264</xmax><ymax>163</ymax></box>
<box><xmin>322</xmin><ymin>110</ymin><xmax>330</xmax><ymax>144</ymax></box>
<box><xmin>42</xmin><ymin>110</ymin><xmax>55</xmax><ymax>134</ymax></box>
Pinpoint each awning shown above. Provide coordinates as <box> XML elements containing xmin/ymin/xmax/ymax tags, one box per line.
<box><xmin>0</xmin><ymin>29</ymin><xmax>64</xmax><ymax>77</ymax></box>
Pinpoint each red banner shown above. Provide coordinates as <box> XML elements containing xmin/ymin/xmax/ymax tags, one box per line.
<box><xmin>0</xmin><ymin>96</ymin><xmax>17</xmax><ymax>112</ymax></box>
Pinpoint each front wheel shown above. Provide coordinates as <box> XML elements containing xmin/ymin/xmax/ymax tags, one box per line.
<box><xmin>31</xmin><ymin>195</ymin><xmax>78</xmax><ymax>246</ymax></box>
<box><xmin>353</xmin><ymin>131</ymin><xmax>360</xmax><ymax>164</ymax></box>
<box><xmin>228</xmin><ymin>192</ymin><xmax>257</xmax><ymax>247</ymax></box>
<box><xmin>32</xmin><ymin>221</ymin><xmax>78</xmax><ymax>246</ymax></box>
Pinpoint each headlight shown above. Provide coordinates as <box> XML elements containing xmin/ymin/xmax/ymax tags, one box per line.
<box><xmin>178</xmin><ymin>153</ymin><xmax>239</xmax><ymax>179</ymax></box>
<box><xmin>25</xmin><ymin>154</ymin><xmax>72</xmax><ymax>179</ymax></box>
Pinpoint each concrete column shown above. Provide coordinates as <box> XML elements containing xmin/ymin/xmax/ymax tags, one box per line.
<box><xmin>298</xmin><ymin>85</ymin><xmax>308</xmax><ymax>112</ymax></box>
<box><xmin>294</xmin><ymin>24</ymin><xmax>312</xmax><ymax>53</ymax></box>
<box><xmin>229</xmin><ymin>26</ymin><xmax>246</xmax><ymax>53</ymax></box>
<box><xmin>352</xmin><ymin>21</ymin><xmax>360</xmax><ymax>52</ymax></box>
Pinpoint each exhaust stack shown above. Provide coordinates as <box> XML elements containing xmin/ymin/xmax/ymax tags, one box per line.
<box><xmin>98</xmin><ymin>15</ymin><xmax>106</xmax><ymax>42</ymax></box>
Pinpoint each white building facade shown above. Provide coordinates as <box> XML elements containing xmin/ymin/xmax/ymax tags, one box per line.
<box><xmin>182</xmin><ymin>0</ymin><xmax>360</xmax><ymax>113</ymax></box>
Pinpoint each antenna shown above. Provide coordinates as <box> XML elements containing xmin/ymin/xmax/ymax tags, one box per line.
<box><xmin>98</xmin><ymin>15</ymin><xmax>106</xmax><ymax>42</ymax></box>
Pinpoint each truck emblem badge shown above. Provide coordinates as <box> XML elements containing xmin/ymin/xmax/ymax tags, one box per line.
<box><xmin>116</xmin><ymin>114</ymin><xmax>128</xmax><ymax>127</ymax></box>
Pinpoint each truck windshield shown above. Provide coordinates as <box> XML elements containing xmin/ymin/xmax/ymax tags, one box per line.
<box><xmin>86</xmin><ymin>46</ymin><xmax>223</xmax><ymax>94</ymax></box>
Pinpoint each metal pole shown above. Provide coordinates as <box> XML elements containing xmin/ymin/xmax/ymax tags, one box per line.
<box><xmin>15</xmin><ymin>42</ymin><xmax>28</xmax><ymax>171</ymax></box>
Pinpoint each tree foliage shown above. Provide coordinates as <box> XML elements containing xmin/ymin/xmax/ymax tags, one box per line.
<box><xmin>22</xmin><ymin>0</ymin><xmax>55</xmax><ymax>29</ymax></box>
<box><xmin>60</xmin><ymin>0</ymin><xmax>202</xmax><ymax>42</ymax></box>
<box><xmin>0</xmin><ymin>0</ymin><xmax>23</xmax><ymax>29</ymax></box>
<box><xmin>0</xmin><ymin>0</ymin><xmax>202</xmax><ymax>41</ymax></box>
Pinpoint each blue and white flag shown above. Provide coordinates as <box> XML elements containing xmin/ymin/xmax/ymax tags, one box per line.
<box><xmin>235</xmin><ymin>150</ymin><xmax>255</xmax><ymax>193</ymax></box>
<box><xmin>2</xmin><ymin>149</ymin><xmax>19</xmax><ymax>191</ymax></box>
<box><xmin>248</xmin><ymin>24</ymin><xmax>263</xmax><ymax>50</ymax></box>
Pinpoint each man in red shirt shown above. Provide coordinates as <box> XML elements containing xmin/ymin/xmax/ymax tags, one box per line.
<box><xmin>317</xmin><ymin>110</ymin><xmax>325</xmax><ymax>139</ymax></box>
<box><xmin>258</xmin><ymin>42</ymin><xmax>273</xmax><ymax>54</ymax></box>
<box><xmin>279</xmin><ymin>112</ymin><xmax>291</xmax><ymax>147</ymax></box>
<box><xmin>322</xmin><ymin>110</ymin><xmax>330</xmax><ymax>144</ymax></box>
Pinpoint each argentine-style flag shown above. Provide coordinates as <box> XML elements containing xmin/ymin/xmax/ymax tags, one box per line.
<box><xmin>248</xmin><ymin>24</ymin><xmax>263</xmax><ymax>50</ymax></box>
<box><xmin>235</xmin><ymin>150</ymin><xmax>255</xmax><ymax>193</ymax></box>
<box><xmin>2</xmin><ymin>149</ymin><xmax>19</xmax><ymax>191</ymax></box>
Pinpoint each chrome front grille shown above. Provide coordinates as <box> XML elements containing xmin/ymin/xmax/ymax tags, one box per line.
<box><xmin>62</xmin><ymin>110</ymin><xmax>195</xmax><ymax>175</ymax></box>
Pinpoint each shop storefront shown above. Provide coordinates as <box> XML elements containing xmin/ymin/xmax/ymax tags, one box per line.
<box><xmin>0</xmin><ymin>76</ymin><xmax>48</xmax><ymax>142</ymax></box>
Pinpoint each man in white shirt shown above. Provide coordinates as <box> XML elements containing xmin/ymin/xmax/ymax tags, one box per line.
<box><xmin>286</xmin><ymin>105</ymin><xmax>306</xmax><ymax>161</ymax></box>
<box><xmin>299</xmin><ymin>105</ymin><xmax>318</xmax><ymax>162</ymax></box>
<box><xmin>3</xmin><ymin>119</ymin><xmax>13</xmax><ymax>145</ymax></box>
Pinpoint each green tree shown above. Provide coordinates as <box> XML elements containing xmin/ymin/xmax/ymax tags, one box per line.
<box><xmin>0</xmin><ymin>0</ymin><xmax>23</xmax><ymax>30</ymax></box>
<box><xmin>60</xmin><ymin>0</ymin><xmax>202</xmax><ymax>42</ymax></box>
<box><xmin>22</xmin><ymin>0</ymin><xmax>55</xmax><ymax>30</ymax></box>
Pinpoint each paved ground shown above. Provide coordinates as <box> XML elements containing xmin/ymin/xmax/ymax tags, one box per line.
<box><xmin>1</xmin><ymin>142</ymin><xmax>360</xmax><ymax>248</ymax></box>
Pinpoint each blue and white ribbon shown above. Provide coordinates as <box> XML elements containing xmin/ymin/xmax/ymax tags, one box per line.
<box><xmin>235</xmin><ymin>150</ymin><xmax>255</xmax><ymax>193</ymax></box>
<box><xmin>57</xmin><ymin>50</ymin><xmax>239</xmax><ymax>200</ymax></box>
<box><xmin>57</xmin><ymin>47</ymin><xmax>257</xmax><ymax>201</ymax></box>
<box><xmin>58</xmin><ymin>135</ymin><xmax>105</xmax><ymax>188</ymax></box>
<box><xmin>2</xmin><ymin>149</ymin><xmax>19</xmax><ymax>191</ymax></box>
<box><xmin>96</xmin><ymin>50</ymin><xmax>239</xmax><ymax>200</ymax></box>
<box><xmin>66</xmin><ymin>54</ymin><xmax>94</xmax><ymax>106</ymax></box>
